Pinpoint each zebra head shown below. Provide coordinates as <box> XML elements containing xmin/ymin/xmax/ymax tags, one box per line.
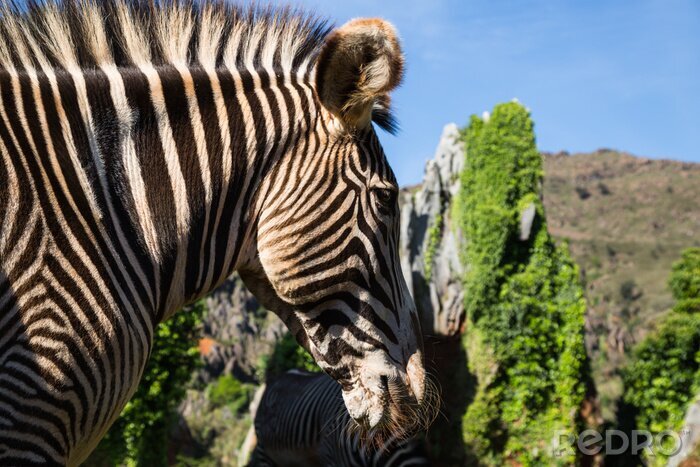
<box><xmin>240</xmin><ymin>19</ymin><xmax>434</xmax><ymax>437</ymax></box>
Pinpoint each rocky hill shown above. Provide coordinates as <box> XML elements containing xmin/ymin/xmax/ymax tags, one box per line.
<box><xmin>542</xmin><ymin>150</ymin><xmax>700</xmax><ymax>418</ymax></box>
<box><xmin>399</xmin><ymin>135</ymin><xmax>700</xmax><ymax>421</ymax></box>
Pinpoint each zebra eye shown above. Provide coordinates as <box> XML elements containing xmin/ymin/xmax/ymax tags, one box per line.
<box><xmin>372</xmin><ymin>188</ymin><xmax>398</xmax><ymax>210</ymax></box>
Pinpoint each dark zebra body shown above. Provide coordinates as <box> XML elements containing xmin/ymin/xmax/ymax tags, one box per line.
<box><xmin>251</xmin><ymin>370</ymin><xmax>430</xmax><ymax>467</ymax></box>
<box><xmin>0</xmin><ymin>2</ymin><xmax>432</xmax><ymax>464</ymax></box>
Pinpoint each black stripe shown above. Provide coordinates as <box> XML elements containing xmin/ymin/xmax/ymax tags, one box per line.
<box><xmin>120</xmin><ymin>67</ymin><xmax>178</xmax><ymax>318</ymax></box>
<box><xmin>191</xmin><ymin>66</ymin><xmax>225</xmax><ymax>290</ymax></box>
<box><xmin>81</xmin><ymin>68</ymin><xmax>158</xmax><ymax>312</ymax></box>
<box><xmin>157</xmin><ymin>66</ymin><xmax>207</xmax><ymax>301</ymax></box>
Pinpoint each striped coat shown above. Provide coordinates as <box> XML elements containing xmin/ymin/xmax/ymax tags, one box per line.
<box><xmin>0</xmin><ymin>1</ymin><xmax>434</xmax><ymax>464</ymax></box>
<box><xmin>251</xmin><ymin>370</ymin><xmax>431</xmax><ymax>467</ymax></box>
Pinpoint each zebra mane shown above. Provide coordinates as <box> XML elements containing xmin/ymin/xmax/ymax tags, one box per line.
<box><xmin>0</xmin><ymin>0</ymin><xmax>331</xmax><ymax>74</ymax></box>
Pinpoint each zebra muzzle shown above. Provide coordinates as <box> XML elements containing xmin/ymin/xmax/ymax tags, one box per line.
<box><xmin>405</xmin><ymin>351</ymin><xmax>426</xmax><ymax>404</ymax></box>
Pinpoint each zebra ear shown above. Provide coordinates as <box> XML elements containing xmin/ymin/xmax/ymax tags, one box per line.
<box><xmin>315</xmin><ymin>18</ymin><xmax>404</xmax><ymax>131</ymax></box>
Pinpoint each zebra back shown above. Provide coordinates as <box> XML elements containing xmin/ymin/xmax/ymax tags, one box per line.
<box><xmin>252</xmin><ymin>370</ymin><xmax>431</xmax><ymax>467</ymax></box>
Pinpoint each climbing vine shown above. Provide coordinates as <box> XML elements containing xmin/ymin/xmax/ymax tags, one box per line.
<box><xmin>453</xmin><ymin>102</ymin><xmax>589</xmax><ymax>465</ymax></box>
<box><xmin>424</xmin><ymin>213</ymin><xmax>443</xmax><ymax>281</ymax></box>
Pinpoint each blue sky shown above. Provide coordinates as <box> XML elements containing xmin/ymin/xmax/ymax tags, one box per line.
<box><xmin>281</xmin><ymin>0</ymin><xmax>700</xmax><ymax>185</ymax></box>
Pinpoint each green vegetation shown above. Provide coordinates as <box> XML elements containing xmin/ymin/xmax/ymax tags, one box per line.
<box><xmin>88</xmin><ymin>301</ymin><xmax>206</xmax><ymax>466</ymax></box>
<box><xmin>259</xmin><ymin>331</ymin><xmax>320</xmax><ymax>378</ymax></box>
<box><xmin>454</xmin><ymin>102</ymin><xmax>589</xmax><ymax>465</ymax></box>
<box><xmin>176</xmin><ymin>331</ymin><xmax>321</xmax><ymax>465</ymax></box>
<box><xmin>621</xmin><ymin>247</ymin><xmax>700</xmax><ymax>465</ymax></box>
<box><xmin>622</xmin><ymin>315</ymin><xmax>700</xmax><ymax>430</ymax></box>
<box><xmin>669</xmin><ymin>247</ymin><xmax>700</xmax><ymax>314</ymax></box>
<box><xmin>208</xmin><ymin>375</ymin><xmax>255</xmax><ymax>415</ymax></box>
<box><xmin>424</xmin><ymin>213</ymin><xmax>443</xmax><ymax>281</ymax></box>
<box><xmin>175</xmin><ymin>374</ymin><xmax>256</xmax><ymax>467</ymax></box>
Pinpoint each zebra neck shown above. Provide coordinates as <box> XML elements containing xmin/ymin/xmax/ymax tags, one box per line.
<box><xmin>110</xmin><ymin>65</ymin><xmax>310</xmax><ymax>319</ymax></box>
<box><xmin>0</xmin><ymin>62</ymin><xmax>311</xmax><ymax>322</ymax></box>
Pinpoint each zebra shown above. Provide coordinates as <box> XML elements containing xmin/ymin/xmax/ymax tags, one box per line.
<box><xmin>0</xmin><ymin>1</ymin><xmax>437</xmax><ymax>464</ymax></box>
<box><xmin>250</xmin><ymin>370</ymin><xmax>431</xmax><ymax>467</ymax></box>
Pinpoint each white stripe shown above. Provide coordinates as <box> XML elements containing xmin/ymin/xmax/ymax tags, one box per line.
<box><xmin>0</xmin><ymin>138</ymin><xmax>20</xmax><ymax>257</ymax></box>
<box><xmin>139</xmin><ymin>64</ymin><xmax>191</xmax><ymax>236</ymax></box>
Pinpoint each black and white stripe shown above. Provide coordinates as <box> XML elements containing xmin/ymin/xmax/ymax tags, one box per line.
<box><xmin>0</xmin><ymin>2</ymin><xmax>432</xmax><ymax>464</ymax></box>
<box><xmin>251</xmin><ymin>370</ymin><xmax>431</xmax><ymax>467</ymax></box>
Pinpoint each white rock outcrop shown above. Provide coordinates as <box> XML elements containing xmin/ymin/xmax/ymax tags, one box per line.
<box><xmin>400</xmin><ymin>123</ymin><xmax>466</xmax><ymax>337</ymax></box>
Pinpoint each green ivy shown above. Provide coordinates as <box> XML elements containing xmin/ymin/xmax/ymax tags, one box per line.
<box><xmin>454</xmin><ymin>102</ymin><xmax>589</xmax><ymax>465</ymax></box>
<box><xmin>424</xmin><ymin>213</ymin><xmax>443</xmax><ymax>281</ymax></box>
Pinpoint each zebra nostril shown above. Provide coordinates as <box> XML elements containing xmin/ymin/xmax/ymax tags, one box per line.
<box><xmin>380</xmin><ymin>374</ymin><xmax>389</xmax><ymax>390</ymax></box>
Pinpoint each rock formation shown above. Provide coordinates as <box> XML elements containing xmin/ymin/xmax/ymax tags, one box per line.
<box><xmin>197</xmin><ymin>274</ymin><xmax>286</xmax><ymax>384</ymax></box>
<box><xmin>400</xmin><ymin>123</ymin><xmax>466</xmax><ymax>337</ymax></box>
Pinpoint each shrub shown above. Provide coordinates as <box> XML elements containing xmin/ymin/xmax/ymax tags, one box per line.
<box><xmin>620</xmin><ymin>248</ymin><xmax>700</xmax><ymax>465</ymax></box>
<box><xmin>208</xmin><ymin>375</ymin><xmax>254</xmax><ymax>414</ymax></box>
<box><xmin>622</xmin><ymin>314</ymin><xmax>700</xmax><ymax>433</ymax></box>
<box><xmin>620</xmin><ymin>279</ymin><xmax>640</xmax><ymax>302</ymax></box>
<box><xmin>260</xmin><ymin>332</ymin><xmax>320</xmax><ymax>378</ymax></box>
<box><xmin>669</xmin><ymin>247</ymin><xmax>700</xmax><ymax>305</ymax></box>
<box><xmin>674</xmin><ymin>298</ymin><xmax>700</xmax><ymax>314</ymax></box>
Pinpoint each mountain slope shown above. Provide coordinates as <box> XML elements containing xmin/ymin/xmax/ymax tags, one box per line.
<box><xmin>542</xmin><ymin>149</ymin><xmax>700</xmax><ymax>418</ymax></box>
